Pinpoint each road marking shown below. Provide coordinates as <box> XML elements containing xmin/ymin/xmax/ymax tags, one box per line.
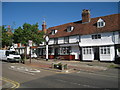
<box><xmin>77</xmin><ymin>71</ymin><xmax>118</xmax><ymax>78</ymax></box>
<box><xmin>0</xmin><ymin>77</ymin><xmax>20</xmax><ymax>89</ymax></box>
<box><xmin>9</xmin><ymin>67</ymin><xmax>35</xmax><ymax>75</ymax></box>
<box><xmin>56</xmin><ymin>79</ymin><xmax>99</xmax><ymax>88</ymax></box>
<box><xmin>9</xmin><ymin>66</ymin><xmax>41</xmax><ymax>75</ymax></box>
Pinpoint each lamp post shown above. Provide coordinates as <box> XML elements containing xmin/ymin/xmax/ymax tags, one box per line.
<box><xmin>30</xmin><ymin>46</ymin><xmax>31</xmax><ymax>63</ymax></box>
<box><xmin>78</xmin><ymin>41</ymin><xmax>82</xmax><ymax>61</ymax></box>
<box><xmin>45</xmin><ymin>35</ymin><xmax>49</xmax><ymax>61</ymax></box>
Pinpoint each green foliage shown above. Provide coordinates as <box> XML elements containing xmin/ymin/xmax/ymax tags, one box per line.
<box><xmin>1</xmin><ymin>25</ymin><xmax>13</xmax><ymax>48</ymax></box>
<box><xmin>13</xmin><ymin>23</ymin><xmax>44</xmax><ymax>45</ymax></box>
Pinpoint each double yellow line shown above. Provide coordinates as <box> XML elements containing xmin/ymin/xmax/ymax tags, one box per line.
<box><xmin>0</xmin><ymin>77</ymin><xmax>20</xmax><ymax>89</ymax></box>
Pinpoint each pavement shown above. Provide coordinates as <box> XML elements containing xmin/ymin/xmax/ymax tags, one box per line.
<box><xmin>23</xmin><ymin>59</ymin><xmax>120</xmax><ymax>73</ymax></box>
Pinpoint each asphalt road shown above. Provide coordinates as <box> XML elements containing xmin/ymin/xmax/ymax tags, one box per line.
<box><xmin>1</xmin><ymin>61</ymin><xmax>119</xmax><ymax>89</ymax></box>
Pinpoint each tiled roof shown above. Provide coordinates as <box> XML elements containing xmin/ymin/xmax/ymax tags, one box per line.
<box><xmin>47</xmin><ymin>14</ymin><xmax>120</xmax><ymax>38</ymax></box>
<box><xmin>38</xmin><ymin>30</ymin><xmax>42</xmax><ymax>33</ymax></box>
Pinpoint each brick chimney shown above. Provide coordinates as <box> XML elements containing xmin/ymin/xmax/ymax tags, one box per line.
<box><xmin>42</xmin><ymin>21</ymin><xmax>47</xmax><ymax>34</ymax></box>
<box><xmin>82</xmin><ymin>9</ymin><xmax>90</xmax><ymax>23</ymax></box>
<box><xmin>7</xmin><ymin>25</ymin><xmax>12</xmax><ymax>32</ymax></box>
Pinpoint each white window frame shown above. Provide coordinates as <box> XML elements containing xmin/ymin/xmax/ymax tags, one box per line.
<box><xmin>92</xmin><ymin>34</ymin><xmax>101</xmax><ymax>39</ymax></box>
<box><xmin>100</xmin><ymin>46</ymin><xmax>110</xmax><ymax>55</ymax></box>
<box><xmin>51</xmin><ymin>29</ymin><xmax>57</xmax><ymax>35</ymax></box>
<box><xmin>67</xmin><ymin>26</ymin><xmax>74</xmax><ymax>32</ymax></box>
<box><xmin>54</xmin><ymin>38</ymin><xmax>58</xmax><ymax>44</ymax></box>
<box><xmin>97</xmin><ymin>18</ymin><xmax>105</xmax><ymax>28</ymax></box>
<box><xmin>83</xmin><ymin>47</ymin><xmax>92</xmax><ymax>55</ymax></box>
<box><xmin>59</xmin><ymin>47</ymin><xmax>71</xmax><ymax>55</ymax></box>
<box><xmin>64</xmin><ymin>36</ymin><xmax>69</xmax><ymax>43</ymax></box>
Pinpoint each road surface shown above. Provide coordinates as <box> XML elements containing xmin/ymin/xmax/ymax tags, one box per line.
<box><xmin>1</xmin><ymin>61</ymin><xmax>119</xmax><ymax>89</ymax></box>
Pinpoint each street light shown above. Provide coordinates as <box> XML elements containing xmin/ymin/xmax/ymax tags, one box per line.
<box><xmin>45</xmin><ymin>35</ymin><xmax>49</xmax><ymax>61</ymax></box>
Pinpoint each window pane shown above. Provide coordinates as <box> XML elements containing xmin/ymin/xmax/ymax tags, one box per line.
<box><xmin>101</xmin><ymin>22</ymin><xmax>103</xmax><ymax>26</ymax></box>
<box><xmin>92</xmin><ymin>35</ymin><xmax>94</xmax><ymax>39</ymax></box>
<box><xmin>101</xmin><ymin>48</ymin><xmax>103</xmax><ymax>54</ymax></box>
<box><xmin>64</xmin><ymin>37</ymin><xmax>69</xmax><ymax>43</ymax></box>
<box><xmin>107</xmin><ymin>48</ymin><xmax>110</xmax><ymax>54</ymax></box>
<box><xmin>98</xmin><ymin>34</ymin><xmax>101</xmax><ymax>39</ymax></box>
<box><xmin>87</xmin><ymin>48</ymin><xmax>88</xmax><ymax>54</ymax></box>
<box><xmin>54</xmin><ymin>38</ymin><xmax>58</xmax><ymax>44</ymax></box>
<box><xmin>98</xmin><ymin>22</ymin><xmax>101</xmax><ymax>27</ymax></box>
<box><xmin>104</xmin><ymin>48</ymin><xmax>106</xmax><ymax>54</ymax></box>
<box><xmin>89</xmin><ymin>48</ymin><xmax>91</xmax><ymax>54</ymax></box>
<box><xmin>83</xmin><ymin>48</ymin><xmax>85</xmax><ymax>54</ymax></box>
<box><xmin>95</xmin><ymin>35</ymin><xmax>97</xmax><ymax>39</ymax></box>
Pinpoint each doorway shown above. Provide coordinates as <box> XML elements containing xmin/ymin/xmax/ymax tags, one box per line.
<box><xmin>54</xmin><ymin>48</ymin><xmax>59</xmax><ymax>58</ymax></box>
<box><xmin>93</xmin><ymin>47</ymin><xmax>100</xmax><ymax>60</ymax></box>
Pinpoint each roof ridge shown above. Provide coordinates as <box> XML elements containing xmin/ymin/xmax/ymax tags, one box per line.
<box><xmin>48</xmin><ymin>13</ymin><xmax>119</xmax><ymax>29</ymax></box>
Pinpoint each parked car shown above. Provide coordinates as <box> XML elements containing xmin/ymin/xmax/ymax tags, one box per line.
<box><xmin>0</xmin><ymin>50</ymin><xmax>21</xmax><ymax>62</ymax></box>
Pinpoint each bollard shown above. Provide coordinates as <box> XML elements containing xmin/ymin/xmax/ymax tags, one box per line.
<box><xmin>51</xmin><ymin>63</ymin><xmax>54</xmax><ymax>69</ymax></box>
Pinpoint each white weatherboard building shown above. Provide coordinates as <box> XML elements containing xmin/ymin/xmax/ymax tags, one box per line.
<box><xmin>13</xmin><ymin>9</ymin><xmax>120</xmax><ymax>62</ymax></box>
<box><xmin>39</xmin><ymin>9</ymin><xmax>120</xmax><ymax>62</ymax></box>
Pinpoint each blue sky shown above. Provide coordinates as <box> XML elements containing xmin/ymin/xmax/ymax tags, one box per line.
<box><xmin>2</xmin><ymin>2</ymin><xmax>118</xmax><ymax>30</ymax></box>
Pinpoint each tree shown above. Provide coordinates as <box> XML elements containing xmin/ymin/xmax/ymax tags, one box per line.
<box><xmin>13</xmin><ymin>23</ymin><xmax>44</xmax><ymax>46</ymax></box>
<box><xmin>1</xmin><ymin>25</ymin><xmax>13</xmax><ymax>48</ymax></box>
<box><xmin>13</xmin><ymin>23</ymin><xmax>45</xmax><ymax>63</ymax></box>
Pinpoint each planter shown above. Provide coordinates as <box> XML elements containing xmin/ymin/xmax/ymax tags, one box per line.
<box><xmin>49</xmin><ymin>55</ymin><xmax>54</xmax><ymax>59</ymax></box>
<box><xmin>52</xmin><ymin>63</ymin><xmax>67</xmax><ymax>70</ymax></box>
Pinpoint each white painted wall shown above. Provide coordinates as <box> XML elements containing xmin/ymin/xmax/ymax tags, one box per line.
<box><xmin>48</xmin><ymin>35</ymin><xmax>80</xmax><ymax>45</ymax></box>
<box><xmin>100</xmin><ymin>46</ymin><xmax>115</xmax><ymax>61</ymax></box>
<box><xmin>69</xmin><ymin>35</ymin><xmax>79</xmax><ymax>43</ymax></box>
<box><xmin>58</xmin><ymin>37</ymin><xmax>64</xmax><ymax>44</ymax></box>
<box><xmin>27</xmin><ymin>47</ymin><xmax>30</xmax><ymax>55</ymax></box>
<box><xmin>48</xmin><ymin>39</ymin><xmax>54</xmax><ymax>45</ymax></box>
<box><xmin>82</xmin><ymin>48</ymin><xmax>94</xmax><ymax>61</ymax></box>
<box><xmin>79</xmin><ymin>32</ymin><xmax>119</xmax><ymax>46</ymax></box>
<box><xmin>114</xmin><ymin>31</ymin><xmax>120</xmax><ymax>44</ymax></box>
<box><xmin>71</xmin><ymin>46</ymin><xmax>80</xmax><ymax>59</ymax></box>
<box><xmin>19</xmin><ymin>49</ymin><xmax>24</xmax><ymax>54</ymax></box>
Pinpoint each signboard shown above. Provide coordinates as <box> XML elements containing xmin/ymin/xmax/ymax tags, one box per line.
<box><xmin>14</xmin><ymin>44</ymin><xmax>18</xmax><ymax>48</ymax></box>
<box><xmin>28</xmin><ymin>40</ymin><xmax>33</xmax><ymax>46</ymax></box>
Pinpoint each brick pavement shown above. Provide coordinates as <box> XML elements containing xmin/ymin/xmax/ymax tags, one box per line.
<box><xmin>23</xmin><ymin>59</ymin><xmax>116</xmax><ymax>72</ymax></box>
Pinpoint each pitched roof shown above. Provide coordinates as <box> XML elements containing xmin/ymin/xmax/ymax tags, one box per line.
<box><xmin>47</xmin><ymin>14</ymin><xmax>120</xmax><ymax>38</ymax></box>
<box><xmin>38</xmin><ymin>30</ymin><xmax>42</xmax><ymax>33</ymax></box>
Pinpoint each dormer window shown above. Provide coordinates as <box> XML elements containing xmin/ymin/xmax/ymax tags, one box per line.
<box><xmin>51</xmin><ymin>29</ymin><xmax>57</xmax><ymax>35</ymax></box>
<box><xmin>97</xmin><ymin>18</ymin><xmax>105</xmax><ymax>28</ymax></box>
<box><xmin>67</xmin><ymin>26</ymin><xmax>74</xmax><ymax>32</ymax></box>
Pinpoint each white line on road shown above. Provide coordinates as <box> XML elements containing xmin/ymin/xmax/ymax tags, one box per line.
<box><xmin>77</xmin><ymin>71</ymin><xmax>118</xmax><ymax>78</ymax></box>
<box><xmin>55</xmin><ymin>79</ymin><xmax>99</xmax><ymax>88</ymax></box>
<box><xmin>9</xmin><ymin>67</ymin><xmax>35</xmax><ymax>75</ymax></box>
<box><xmin>8</xmin><ymin>65</ymin><xmax>41</xmax><ymax>76</ymax></box>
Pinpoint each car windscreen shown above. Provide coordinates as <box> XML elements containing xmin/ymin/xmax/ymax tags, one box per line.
<box><xmin>6</xmin><ymin>51</ymin><xmax>19</xmax><ymax>56</ymax></box>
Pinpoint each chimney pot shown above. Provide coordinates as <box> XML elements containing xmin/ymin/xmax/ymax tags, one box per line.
<box><xmin>82</xmin><ymin>9</ymin><xmax>90</xmax><ymax>23</ymax></box>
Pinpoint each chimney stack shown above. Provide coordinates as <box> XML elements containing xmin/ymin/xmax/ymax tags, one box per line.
<box><xmin>8</xmin><ymin>25</ymin><xmax>11</xmax><ymax>31</ymax></box>
<box><xmin>82</xmin><ymin>9</ymin><xmax>90</xmax><ymax>23</ymax></box>
<box><xmin>42</xmin><ymin>21</ymin><xmax>47</xmax><ymax>34</ymax></box>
